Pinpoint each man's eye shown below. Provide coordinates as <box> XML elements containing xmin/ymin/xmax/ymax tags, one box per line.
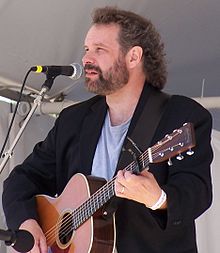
<box><xmin>96</xmin><ymin>47</ymin><xmax>104</xmax><ymax>52</ymax></box>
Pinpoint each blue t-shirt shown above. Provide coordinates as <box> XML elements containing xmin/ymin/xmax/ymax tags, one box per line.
<box><xmin>91</xmin><ymin>111</ymin><xmax>131</xmax><ymax>180</ymax></box>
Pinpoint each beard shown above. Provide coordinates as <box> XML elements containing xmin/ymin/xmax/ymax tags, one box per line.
<box><xmin>84</xmin><ymin>54</ymin><xmax>129</xmax><ymax>96</ymax></box>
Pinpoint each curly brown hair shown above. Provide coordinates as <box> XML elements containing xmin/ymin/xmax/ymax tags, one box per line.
<box><xmin>92</xmin><ymin>6</ymin><xmax>167</xmax><ymax>89</ymax></box>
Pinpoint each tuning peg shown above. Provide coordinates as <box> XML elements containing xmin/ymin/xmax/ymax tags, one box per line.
<box><xmin>159</xmin><ymin>152</ymin><xmax>164</xmax><ymax>157</ymax></box>
<box><xmin>178</xmin><ymin>142</ymin><xmax>184</xmax><ymax>147</ymax></box>
<box><xmin>168</xmin><ymin>158</ymin><xmax>173</xmax><ymax>166</ymax></box>
<box><xmin>165</xmin><ymin>134</ymin><xmax>172</xmax><ymax>140</ymax></box>
<box><xmin>169</xmin><ymin>146</ymin><xmax>174</xmax><ymax>151</ymax></box>
<box><xmin>186</xmin><ymin>149</ymin><xmax>194</xmax><ymax>156</ymax></box>
<box><xmin>176</xmin><ymin>153</ymin><xmax>184</xmax><ymax>160</ymax></box>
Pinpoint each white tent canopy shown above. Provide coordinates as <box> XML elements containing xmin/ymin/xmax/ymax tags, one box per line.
<box><xmin>0</xmin><ymin>1</ymin><xmax>219</xmax><ymax>252</ymax></box>
<box><xmin>1</xmin><ymin>0</ymin><xmax>219</xmax><ymax>127</ymax></box>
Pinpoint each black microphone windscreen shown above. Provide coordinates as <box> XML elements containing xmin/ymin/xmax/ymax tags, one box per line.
<box><xmin>13</xmin><ymin>230</ymin><xmax>34</xmax><ymax>252</ymax></box>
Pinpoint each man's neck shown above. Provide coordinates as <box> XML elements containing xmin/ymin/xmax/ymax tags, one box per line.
<box><xmin>106</xmin><ymin>78</ymin><xmax>145</xmax><ymax>126</ymax></box>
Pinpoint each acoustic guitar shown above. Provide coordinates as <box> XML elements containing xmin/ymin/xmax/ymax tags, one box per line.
<box><xmin>36</xmin><ymin>122</ymin><xmax>195</xmax><ymax>253</ymax></box>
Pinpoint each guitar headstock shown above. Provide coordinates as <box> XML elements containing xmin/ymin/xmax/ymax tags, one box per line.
<box><xmin>151</xmin><ymin>122</ymin><xmax>196</xmax><ymax>163</ymax></box>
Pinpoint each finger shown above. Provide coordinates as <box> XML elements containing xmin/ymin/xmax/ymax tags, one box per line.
<box><xmin>123</xmin><ymin>170</ymin><xmax>134</xmax><ymax>180</ymax></box>
<box><xmin>30</xmin><ymin>242</ymin><xmax>40</xmax><ymax>253</ymax></box>
<box><xmin>116</xmin><ymin>170</ymin><xmax>124</xmax><ymax>178</ymax></box>
<box><xmin>119</xmin><ymin>171</ymin><xmax>136</xmax><ymax>187</ymax></box>
<box><xmin>121</xmin><ymin>186</ymin><xmax>125</xmax><ymax>194</ymax></box>
<box><xmin>115</xmin><ymin>170</ymin><xmax>125</xmax><ymax>186</ymax></box>
<box><xmin>31</xmin><ymin>234</ymin><xmax>47</xmax><ymax>253</ymax></box>
<box><xmin>39</xmin><ymin>236</ymin><xmax>48</xmax><ymax>253</ymax></box>
<box><xmin>114</xmin><ymin>180</ymin><xmax>126</xmax><ymax>196</ymax></box>
<box><xmin>140</xmin><ymin>169</ymin><xmax>152</xmax><ymax>177</ymax></box>
<box><xmin>116</xmin><ymin>186</ymin><xmax>127</xmax><ymax>198</ymax></box>
<box><xmin>116</xmin><ymin>170</ymin><xmax>127</xmax><ymax>184</ymax></box>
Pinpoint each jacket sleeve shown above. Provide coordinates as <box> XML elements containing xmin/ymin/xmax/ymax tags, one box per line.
<box><xmin>2</xmin><ymin>115</ymin><xmax>60</xmax><ymax>230</ymax></box>
<box><xmin>162</xmin><ymin>99</ymin><xmax>213</xmax><ymax>229</ymax></box>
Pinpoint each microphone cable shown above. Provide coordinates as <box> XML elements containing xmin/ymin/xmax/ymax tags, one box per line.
<box><xmin>0</xmin><ymin>68</ymin><xmax>32</xmax><ymax>170</ymax></box>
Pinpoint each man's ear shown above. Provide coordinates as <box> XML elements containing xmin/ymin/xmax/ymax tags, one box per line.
<box><xmin>126</xmin><ymin>46</ymin><xmax>143</xmax><ymax>68</ymax></box>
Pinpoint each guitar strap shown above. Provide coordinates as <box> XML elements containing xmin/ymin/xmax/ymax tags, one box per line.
<box><xmin>102</xmin><ymin>86</ymin><xmax>171</xmax><ymax>217</ymax></box>
<box><xmin>117</xmin><ymin>86</ymin><xmax>171</xmax><ymax>172</ymax></box>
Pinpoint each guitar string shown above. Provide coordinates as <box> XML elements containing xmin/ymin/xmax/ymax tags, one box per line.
<box><xmin>44</xmin><ymin>141</ymin><xmax>176</xmax><ymax>245</ymax></box>
<box><xmin>44</xmin><ymin>132</ymin><xmax>181</xmax><ymax>244</ymax></box>
<box><xmin>47</xmin><ymin>179</ymin><xmax>117</xmax><ymax>245</ymax></box>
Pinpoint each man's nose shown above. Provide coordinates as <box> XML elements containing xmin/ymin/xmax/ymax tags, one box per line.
<box><xmin>82</xmin><ymin>53</ymin><xmax>96</xmax><ymax>66</ymax></box>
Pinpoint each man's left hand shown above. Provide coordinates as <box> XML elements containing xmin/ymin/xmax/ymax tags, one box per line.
<box><xmin>115</xmin><ymin>169</ymin><xmax>167</xmax><ymax>209</ymax></box>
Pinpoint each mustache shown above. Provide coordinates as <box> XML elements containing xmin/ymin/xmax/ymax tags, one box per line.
<box><xmin>84</xmin><ymin>64</ymin><xmax>102</xmax><ymax>74</ymax></box>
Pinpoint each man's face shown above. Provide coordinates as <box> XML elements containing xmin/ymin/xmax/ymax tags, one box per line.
<box><xmin>82</xmin><ymin>24</ymin><xmax>129</xmax><ymax>95</ymax></box>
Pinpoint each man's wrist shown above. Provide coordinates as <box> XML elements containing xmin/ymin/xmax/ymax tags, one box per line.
<box><xmin>147</xmin><ymin>189</ymin><xmax>167</xmax><ymax>210</ymax></box>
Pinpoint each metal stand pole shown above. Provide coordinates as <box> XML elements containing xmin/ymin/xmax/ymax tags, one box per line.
<box><xmin>0</xmin><ymin>86</ymin><xmax>49</xmax><ymax>174</ymax></box>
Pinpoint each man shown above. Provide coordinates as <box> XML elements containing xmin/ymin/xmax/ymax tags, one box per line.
<box><xmin>3</xmin><ymin>6</ymin><xmax>213</xmax><ymax>253</ymax></box>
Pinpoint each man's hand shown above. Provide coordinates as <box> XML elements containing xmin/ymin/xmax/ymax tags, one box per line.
<box><xmin>115</xmin><ymin>169</ymin><xmax>167</xmax><ymax>209</ymax></box>
<box><xmin>19</xmin><ymin>219</ymin><xmax>47</xmax><ymax>253</ymax></box>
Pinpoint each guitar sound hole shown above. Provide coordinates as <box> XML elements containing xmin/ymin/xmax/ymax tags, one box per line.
<box><xmin>58</xmin><ymin>212</ymin><xmax>74</xmax><ymax>245</ymax></box>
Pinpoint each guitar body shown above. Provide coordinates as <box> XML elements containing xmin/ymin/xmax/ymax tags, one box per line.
<box><xmin>35</xmin><ymin>123</ymin><xmax>195</xmax><ymax>253</ymax></box>
<box><xmin>36</xmin><ymin>173</ymin><xmax>116</xmax><ymax>253</ymax></box>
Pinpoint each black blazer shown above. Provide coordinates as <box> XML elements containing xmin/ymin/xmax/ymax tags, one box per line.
<box><xmin>3</xmin><ymin>85</ymin><xmax>213</xmax><ymax>253</ymax></box>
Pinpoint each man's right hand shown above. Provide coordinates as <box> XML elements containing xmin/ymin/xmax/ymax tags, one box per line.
<box><xmin>19</xmin><ymin>219</ymin><xmax>48</xmax><ymax>253</ymax></box>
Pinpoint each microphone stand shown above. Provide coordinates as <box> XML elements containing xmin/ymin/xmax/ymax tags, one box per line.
<box><xmin>0</xmin><ymin>77</ymin><xmax>55</xmax><ymax>174</ymax></box>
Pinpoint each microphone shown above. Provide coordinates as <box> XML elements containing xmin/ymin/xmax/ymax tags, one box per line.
<box><xmin>31</xmin><ymin>63</ymin><xmax>83</xmax><ymax>80</ymax></box>
<box><xmin>0</xmin><ymin>228</ymin><xmax>34</xmax><ymax>252</ymax></box>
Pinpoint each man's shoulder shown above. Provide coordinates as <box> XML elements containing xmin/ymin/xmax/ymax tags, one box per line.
<box><xmin>60</xmin><ymin>95</ymin><xmax>105</xmax><ymax>117</ymax></box>
<box><xmin>170</xmin><ymin>94</ymin><xmax>210</xmax><ymax>113</ymax></box>
<box><xmin>165</xmin><ymin>94</ymin><xmax>212</xmax><ymax>123</ymax></box>
<box><xmin>52</xmin><ymin>95</ymin><xmax>106</xmax><ymax>135</ymax></box>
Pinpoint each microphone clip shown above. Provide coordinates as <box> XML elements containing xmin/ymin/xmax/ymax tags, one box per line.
<box><xmin>42</xmin><ymin>74</ymin><xmax>57</xmax><ymax>91</ymax></box>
